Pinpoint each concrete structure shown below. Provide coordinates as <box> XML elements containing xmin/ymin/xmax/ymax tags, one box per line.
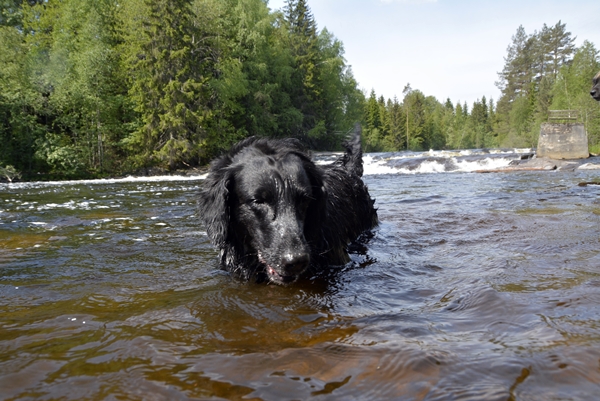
<box><xmin>537</xmin><ymin>123</ymin><xmax>589</xmax><ymax>159</ymax></box>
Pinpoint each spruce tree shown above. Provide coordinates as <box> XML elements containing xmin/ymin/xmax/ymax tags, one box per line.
<box><xmin>283</xmin><ymin>0</ymin><xmax>321</xmax><ymax>138</ymax></box>
<box><xmin>378</xmin><ymin>95</ymin><xmax>389</xmax><ymax>137</ymax></box>
<box><xmin>365</xmin><ymin>90</ymin><xmax>381</xmax><ymax>131</ymax></box>
<box><xmin>128</xmin><ymin>0</ymin><xmax>212</xmax><ymax>170</ymax></box>
<box><xmin>387</xmin><ymin>96</ymin><xmax>405</xmax><ymax>150</ymax></box>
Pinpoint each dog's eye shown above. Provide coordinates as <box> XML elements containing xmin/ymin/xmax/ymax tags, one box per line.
<box><xmin>250</xmin><ymin>198</ymin><xmax>265</xmax><ymax>205</ymax></box>
<box><xmin>257</xmin><ymin>189</ymin><xmax>276</xmax><ymax>204</ymax></box>
<box><xmin>249</xmin><ymin>192</ymin><xmax>273</xmax><ymax>206</ymax></box>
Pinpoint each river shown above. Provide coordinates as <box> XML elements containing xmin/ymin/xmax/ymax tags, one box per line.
<box><xmin>1</xmin><ymin>149</ymin><xmax>600</xmax><ymax>400</ymax></box>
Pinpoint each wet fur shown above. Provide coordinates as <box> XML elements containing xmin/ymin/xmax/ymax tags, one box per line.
<box><xmin>591</xmin><ymin>71</ymin><xmax>600</xmax><ymax>101</ymax></box>
<box><xmin>198</xmin><ymin>124</ymin><xmax>378</xmax><ymax>284</ymax></box>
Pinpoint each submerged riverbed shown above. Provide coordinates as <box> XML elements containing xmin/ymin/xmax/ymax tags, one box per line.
<box><xmin>1</xmin><ymin>150</ymin><xmax>600</xmax><ymax>400</ymax></box>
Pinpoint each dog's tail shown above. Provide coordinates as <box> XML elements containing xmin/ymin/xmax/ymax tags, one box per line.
<box><xmin>341</xmin><ymin>123</ymin><xmax>364</xmax><ymax>177</ymax></box>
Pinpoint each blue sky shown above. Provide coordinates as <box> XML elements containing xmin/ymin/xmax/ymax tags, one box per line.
<box><xmin>268</xmin><ymin>0</ymin><xmax>600</xmax><ymax>106</ymax></box>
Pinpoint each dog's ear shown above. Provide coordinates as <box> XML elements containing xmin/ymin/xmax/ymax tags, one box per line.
<box><xmin>198</xmin><ymin>164</ymin><xmax>235</xmax><ymax>248</ymax></box>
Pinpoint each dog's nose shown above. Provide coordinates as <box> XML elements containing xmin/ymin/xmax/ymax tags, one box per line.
<box><xmin>591</xmin><ymin>90</ymin><xmax>596</xmax><ymax>96</ymax></box>
<box><xmin>281</xmin><ymin>253</ymin><xmax>309</xmax><ymax>276</ymax></box>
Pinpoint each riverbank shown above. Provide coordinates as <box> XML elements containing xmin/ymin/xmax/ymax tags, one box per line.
<box><xmin>3</xmin><ymin>150</ymin><xmax>600</xmax><ymax>184</ymax></box>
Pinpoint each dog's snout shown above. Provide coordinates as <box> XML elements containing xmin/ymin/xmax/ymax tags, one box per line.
<box><xmin>281</xmin><ymin>253</ymin><xmax>309</xmax><ymax>276</ymax></box>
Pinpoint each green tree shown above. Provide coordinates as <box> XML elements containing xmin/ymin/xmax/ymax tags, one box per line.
<box><xmin>312</xmin><ymin>27</ymin><xmax>361</xmax><ymax>148</ymax></box>
<box><xmin>495</xmin><ymin>21</ymin><xmax>578</xmax><ymax>148</ymax></box>
<box><xmin>0</xmin><ymin>22</ymin><xmax>46</xmax><ymax>176</ymax></box>
<box><xmin>363</xmin><ymin>89</ymin><xmax>383</xmax><ymax>151</ymax></box>
<box><xmin>403</xmin><ymin>89</ymin><xmax>426</xmax><ymax>151</ymax></box>
<box><xmin>283</xmin><ymin>0</ymin><xmax>320</xmax><ymax>138</ymax></box>
<box><xmin>365</xmin><ymin>89</ymin><xmax>381</xmax><ymax>131</ymax></box>
<box><xmin>496</xmin><ymin>25</ymin><xmax>534</xmax><ymax>103</ymax></box>
<box><xmin>197</xmin><ymin>0</ymin><xmax>303</xmax><ymax>147</ymax></box>
<box><xmin>385</xmin><ymin>96</ymin><xmax>406</xmax><ymax>150</ymax></box>
<box><xmin>551</xmin><ymin>41</ymin><xmax>600</xmax><ymax>152</ymax></box>
<box><xmin>469</xmin><ymin>97</ymin><xmax>492</xmax><ymax>148</ymax></box>
<box><xmin>46</xmin><ymin>0</ymin><xmax>130</xmax><ymax>175</ymax></box>
<box><xmin>453</xmin><ymin>102</ymin><xmax>469</xmax><ymax>149</ymax></box>
<box><xmin>0</xmin><ymin>0</ymin><xmax>44</xmax><ymax>28</ymax></box>
<box><xmin>543</xmin><ymin>21</ymin><xmax>577</xmax><ymax>81</ymax></box>
<box><xmin>126</xmin><ymin>0</ymin><xmax>213</xmax><ymax>170</ymax></box>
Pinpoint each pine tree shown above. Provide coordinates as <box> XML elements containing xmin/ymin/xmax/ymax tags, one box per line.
<box><xmin>444</xmin><ymin>98</ymin><xmax>454</xmax><ymax>111</ymax></box>
<box><xmin>283</xmin><ymin>0</ymin><xmax>321</xmax><ymax>138</ymax></box>
<box><xmin>544</xmin><ymin>21</ymin><xmax>576</xmax><ymax>81</ymax></box>
<box><xmin>387</xmin><ymin>96</ymin><xmax>406</xmax><ymax>150</ymax></box>
<box><xmin>378</xmin><ymin>95</ymin><xmax>389</xmax><ymax>137</ymax></box>
<box><xmin>365</xmin><ymin>89</ymin><xmax>381</xmax><ymax>131</ymax></box>
<box><xmin>470</xmin><ymin>97</ymin><xmax>492</xmax><ymax>148</ymax></box>
<box><xmin>363</xmin><ymin>89</ymin><xmax>382</xmax><ymax>150</ymax></box>
<box><xmin>404</xmin><ymin>89</ymin><xmax>426</xmax><ymax>150</ymax></box>
<box><xmin>496</xmin><ymin>25</ymin><xmax>537</xmax><ymax>103</ymax></box>
<box><xmin>452</xmin><ymin>102</ymin><xmax>466</xmax><ymax>149</ymax></box>
<box><xmin>128</xmin><ymin>0</ymin><xmax>213</xmax><ymax>170</ymax></box>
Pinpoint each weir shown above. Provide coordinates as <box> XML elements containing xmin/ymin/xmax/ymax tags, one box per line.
<box><xmin>537</xmin><ymin>110</ymin><xmax>589</xmax><ymax>159</ymax></box>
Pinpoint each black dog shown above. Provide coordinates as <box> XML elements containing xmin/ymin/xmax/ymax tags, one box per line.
<box><xmin>591</xmin><ymin>71</ymin><xmax>600</xmax><ymax>101</ymax></box>
<box><xmin>198</xmin><ymin>124</ymin><xmax>378</xmax><ymax>284</ymax></box>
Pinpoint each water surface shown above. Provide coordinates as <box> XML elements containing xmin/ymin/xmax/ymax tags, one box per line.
<box><xmin>1</xmin><ymin>151</ymin><xmax>600</xmax><ymax>400</ymax></box>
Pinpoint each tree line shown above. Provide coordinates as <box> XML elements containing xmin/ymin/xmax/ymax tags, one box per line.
<box><xmin>0</xmin><ymin>0</ymin><xmax>363</xmax><ymax>179</ymax></box>
<box><xmin>1</xmin><ymin>1</ymin><xmax>598</xmax><ymax>180</ymax></box>
<box><xmin>363</xmin><ymin>21</ymin><xmax>600</xmax><ymax>153</ymax></box>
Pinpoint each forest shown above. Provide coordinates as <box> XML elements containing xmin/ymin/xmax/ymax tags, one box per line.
<box><xmin>1</xmin><ymin>0</ymin><xmax>599</xmax><ymax>180</ymax></box>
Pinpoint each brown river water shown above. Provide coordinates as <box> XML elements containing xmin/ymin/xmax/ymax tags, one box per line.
<box><xmin>1</xmin><ymin>150</ymin><xmax>600</xmax><ymax>400</ymax></box>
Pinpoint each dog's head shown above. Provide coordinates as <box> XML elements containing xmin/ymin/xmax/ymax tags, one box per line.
<box><xmin>198</xmin><ymin>138</ymin><xmax>326</xmax><ymax>284</ymax></box>
<box><xmin>591</xmin><ymin>71</ymin><xmax>600</xmax><ymax>101</ymax></box>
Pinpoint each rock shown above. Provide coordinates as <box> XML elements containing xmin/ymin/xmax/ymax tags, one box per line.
<box><xmin>579</xmin><ymin>163</ymin><xmax>600</xmax><ymax>170</ymax></box>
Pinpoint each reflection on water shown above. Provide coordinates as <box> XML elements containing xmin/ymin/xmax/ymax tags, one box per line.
<box><xmin>1</xmin><ymin>157</ymin><xmax>600</xmax><ymax>400</ymax></box>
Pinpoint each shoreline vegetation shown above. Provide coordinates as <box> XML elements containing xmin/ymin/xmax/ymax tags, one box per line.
<box><xmin>3</xmin><ymin>154</ymin><xmax>600</xmax><ymax>185</ymax></box>
<box><xmin>1</xmin><ymin>0</ymin><xmax>599</xmax><ymax>182</ymax></box>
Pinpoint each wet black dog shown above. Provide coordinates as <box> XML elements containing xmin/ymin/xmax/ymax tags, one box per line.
<box><xmin>591</xmin><ymin>71</ymin><xmax>600</xmax><ymax>101</ymax></box>
<box><xmin>198</xmin><ymin>124</ymin><xmax>378</xmax><ymax>284</ymax></box>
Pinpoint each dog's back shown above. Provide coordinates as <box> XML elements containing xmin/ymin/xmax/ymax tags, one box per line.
<box><xmin>315</xmin><ymin>125</ymin><xmax>378</xmax><ymax>265</ymax></box>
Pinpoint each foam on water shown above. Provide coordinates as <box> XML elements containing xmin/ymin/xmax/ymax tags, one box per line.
<box><xmin>1</xmin><ymin>174</ymin><xmax>207</xmax><ymax>190</ymax></box>
<box><xmin>361</xmin><ymin>148</ymin><xmax>535</xmax><ymax>175</ymax></box>
<box><xmin>315</xmin><ymin>148</ymin><xmax>535</xmax><ymax>176</ymax></box>
<box><xmin>453</xmin><ymin>156</ymin><xmax>516</xmax><ymax>173</ymax></box>
<box><xmin>0</xmin><ymin>148</ymin><xmax>541</xmax><ymax>197</ymax></box>
<box><xmin>362</xmin><ymin>155</ymin><xmax>399</xmax><ymax>175</ymax></box>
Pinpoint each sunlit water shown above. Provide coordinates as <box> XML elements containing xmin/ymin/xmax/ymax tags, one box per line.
<box><xmin>1</xmin><ymin>150</ymin><xmax>600</xmax><ymax>400</ymax></box>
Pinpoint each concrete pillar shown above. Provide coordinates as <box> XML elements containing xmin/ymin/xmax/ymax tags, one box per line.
<box><xmin>537</xmin><ymin>123</ymin><xmax>589</xmax><ymax>159</ymax></box>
